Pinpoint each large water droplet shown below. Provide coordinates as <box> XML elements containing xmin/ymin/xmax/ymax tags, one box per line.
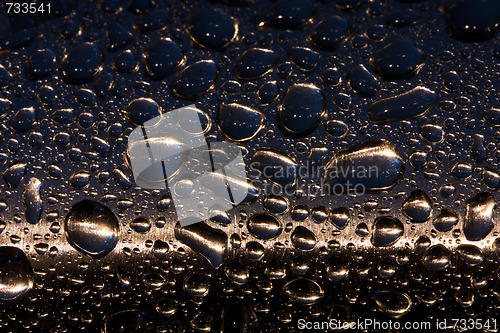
<box><xmin>278</xmin><ymin>84</ymin><xmax>324</xmax><ymax>137</ymax></box>
<box><xmin>170</xmin><ymin>60</ymin><xmax>218</xmax><ymax>100</ymax></box>
<box><xmin>251</xmin><ymin>149</ymin><xmax>297</xmax><ymax>187</ymax></box>
<box><xmin>308</xmin><ymin>16</ymin><xmax>349</xmax><ymax>51</ymax></box>
<box><xmin>283</xmin><ymin>278</ymin><xmax>324</xmax><ymax>304</ymax></box>
<box><xmin>235</xmin><ymin>48</ymin><xmax>276</xmax><ymax>80</ymax></box>
<box><xmin>464</xmin><ymin>192</ymin><xmax>496</xmax><ymax>241</ymax></box>
<box><xmin>368</xmin><ymin>87</ymin><xmax>438</xmax><ymax>123</ymax></box>
<box><xmin>60</xmin><ymin>42</ymin><xmax>103</xmax><ymax>84</ymax></box>
<box><xmin>174</xmin><ymin>222</ymin><xmax>227</xmax><ymax>268</ymax></box>
<box><xmin>65</xmin><ymin>200</ymin><xmax>119</xmax><ymax>258</ymax></box>
<box><xmin>247</xmin><ymin>214</ymin><xmax>282</xmax><ymax>240</ymax></box>
<box><xmin>187</xmin><ymin>7</ymin><xmax>236</xmax><ymax>49</ymax></box>
<box><xmin>370</xmin><ymin>39</ymin><xmax>425</xmax><ymax>80</ymax></box>
<box><xmin>0</xmin><ymin>247</ymin><xmax>33</xmax><ymax>303</ymax></box>
<box><xmin>23</xmin><ymin>178</ymin><xmax>42</xmax><ymax>224</ymax></box>
<box><xmin>371</xmin><ymin>216</ymin><xmax>404</xmax><ymax>247</ymax></box>
<box><xmin>401</xmin><ymin>190</ymin><xmax>432</xmax><ymax>223</ymax></box>
<box><xmin>323</xmin><ymin>140</ymin><xmax>404</xmax><ymax>192</ymax></box>
<box><xmin>143</xmin><ymin>38</ymin><xmax>183</xmax><ymax>80</ymax></box>
<box><xmin>218</xmin><ymin>103</ymin><xmax>265</xmax><ymax>142</ymax></box>
<box><xmin>374</xmin><ymin>290</ymin><xmax>411</xmax><ymax>319</ymax></box>
<box><xmin>291</xmin><ymin>226</ymin><xmax>317</xmax><ymax>251</ymax></box>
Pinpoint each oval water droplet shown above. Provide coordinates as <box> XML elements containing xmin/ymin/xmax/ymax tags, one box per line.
<box><xmin>323</xmin><ymin>140</ymin><xmax>404</xmax><ymax>192</ymax></box>
<box><xmin>170</xmin><ymin>60</ymin><xmax>218</xmax><ymax>100</ymax></box>
<box><xmin>247</xmin><ymin>214</ymin><xmax>282</xmax><ymax>240</ymax></box>
<box><xmin>374</xmin><ymin>290</ymin><xmax>411</xmax><ymax>319</ymax></box>
<box><xmin>464</xmin><ymin>192</ymin><xmax>496</xmax><ymax>241</ymax></box>
<box><xmin>143</xmin><ymin>38</ymin><xmax>183</xmax><ymax>80</ymax></box>
<box><xmin>402</xmin><ymin>190</ymin><xmax>432</xmax><ymax>223</ymax></box>
<box><xmin>371</xmin><ymin>216</ymin><xmax>404</xmax><ymax>247</ymax></box>
<box><xmin>291</xmin><ymin>226</ymin><xmax>317</xmax><ymax>251</ymax></box>
<box><xmin>370</xmin><ymin>39</ymin><xmax>425</xmax><ymax>80</ymax></box>
<box><xmin>283</xmin><ymin>278</ymin><xmax>324</xmax><ymax>305</ymax></box>
<box><xmin>187</xmin><ymin>7</ymin><xmax>236</xmax><ymax>49</ymax></box>
<box><xmin>433</xmin><ymin>210</ymin><xmax>458</xmax><ymax>232</ymax></box>
<box><xmin>308</xmin><ymin>16</ymin><xmax>349</xmax><ymax>51</ymax></box>
<box><xmin>368</xmin><ymin>87</ymin><xmax>438</xmax><ymax>123</ymax></box>
<box><xmin>278</xmin><ymin>84</ymin><xmax>325</xmax><ymax>137</ymax></box>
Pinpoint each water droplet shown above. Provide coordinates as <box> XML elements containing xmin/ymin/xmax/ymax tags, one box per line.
<box><xmin>175</xmin><ymin>222</ymin><xmax>227</xmax><ymax>268</ymax></box>
<box><xmin>257</xmin><ymin>0</ymin><xmax>314</xmax><ymax>29</ymax></box>
<box><xmin>170</xmin><ymin>60</ymin><xmax>218</xmax><ymax>100</ymax></box>
<box><xmin>0</xmin><ymin>247</ymin><xmax>33</xmax><ymax>303</ymax></box>
<box><xmin>278</xmin><ymin>84</ymin><xmax>324</xmax><ymax>137</ymax></box>
<box><xmin>247</xmin><ymin>214</ymin><xmax>282</xmax><ymax>240</ymax></box>
<box><xmin>187</xmin><ymin>7</ymin><xmax>236</xmax><ymax>49</ymax></box>
<box><xmin>124</xmin><ymin>97</ymin><xmax>160</xmax><ymax>126</ymax></box>
<box><xmin>218</xmin><ymin>103</ymin><xmax>265</xmax><ymax>142</ymax></box>
<box><xmin>371</xmin><ymin>216</ymin><xmax>404</xmax><ymax>247</ymax></box>
<box><xmin>252</xmin><ymin>149</ymin><xmax>297</xmax><ymax>187</ymax></box>
<box><xmin>433</xmin><ymin>210</ymin><xmax>459</xmax><ymax>232</ymax></box>
<box><xmin>65</xmin><ymin>200</ymin><xmax>119</xmax><ymax>258</ymax></box>
<box><xmin>457</xmin><ymin>244</ymin><xmax>483</xmax><ymax>266</ymax></box>
<box><xmin>402</xmin><ymin>190</ymin><xmax>432</xmax><ymax>223</ymax></box>
<box><xmin>370</xmin><ymin>39</ymin><xmax>425</xmax><ymax>80</ymax></box>
<box><xmin>283</xmin><ymin>278</ymin><xmax>324</xmax><ymax>304</ymax></box>
<box><xmin>368</xmin><ymin>87</ymin><xmax>438</xmax><ymax>123</ymax></box>
<box><xmin>420</xmin><ymin>124</ymin><xmax>443</xmax><ymax>143</ymax></box>
<box><xmin>143</xmin><ymin>38</ymin><xmax>183</xmax><ymax>80</ymax></box>
<box><xmin>23</xmin><ymin>178</ymin><xmax>42</xmax><ymax>224</ymax></box>
<box><xmin>464</xmin><ymin>192</ymin><xmax>496</xmax><ymax>241</ymax></box>
<box><xmin>347</xmin><ymin>64</ymin><xmax>378</xmax><ymax>97</ymax></box>
<box><xmin>26</xmin><ymin>49</ymin><xmax>56</xmax><ymax>80</ymax></box>
<box><xmin>423</xmin><ymin>244</ymin><xmax>450</xmax><ymax>270</ymax></box>
<box><xmin>68</xmin><ymin>171</ymin><xmax>90</xmax><ymax>189</ymax></box>
<box><xmin>441</xmin><ymin>0</ymin><xmax>500</xmax><ymax>42</ymax></box>
<box><xmin>10</xmin><ymin>107</ymin><xmax>36</xmax><ymax>133</ymax></box>
<box><xmin>3</xmin><ymin>162</ymin><xmax>27</xmax><ymax>188</ymax></box>
<box><xmin>323</xmin><ymin>140</ymin><xmax>404</xmax><ymax>192</ymax></box>
<box><xmin>291</xmin><ymin>226</ymin><xmax>317</xmax><ymax>250</ymax></box>
<box><xmin>235</xmin><ymin>48</ymin><xmax>277</xmax><ymax>80</ymax></box>
<box><xmin>374</xmin><ymin>290</ymin><xmax>411</xmax><ymax>318</ymax></box>
<box><xmin>329</xmin><ymin>207</ymin><xmax>350</xmax><ymax>229</ymax></box>
<box><xmin>308</xmin><ymin>16</ymin><xmax>349</xmax><ymax>51</ymax></box>
<box><xmin>130</xmin><ymin>217</ymin><xmax>151</xmax><ymax>233</ymax></box>
<box><xmin>60</xmin><ymin>42</ymin><xmax>103</xmax><ymax>84</ymax></box>
<box><xmin>286</xmin><ymin>47</ymin><xmax>319</xmax><ymax>71</ymax></box>
<box><xmin>483</xmin><ymin>108</ymin><xmax>500</xmax><ymax>126</ymax></box>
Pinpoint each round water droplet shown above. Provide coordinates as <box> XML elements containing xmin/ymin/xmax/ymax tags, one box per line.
<box><xmin>187</xmin><ymin>7</ymin><xmax>236</xmax><ymax>49</ymax></box>
<box><xmin>370</xmin><ymin>39</ymin><xmax>425</xmax><ymax>80</ymax></box>
<box><xmin>61</xmin><ymin>42</ymin><xmax>103</xmax><ymax>84</ymax></box>
<box><xmin>371</xmin><ymin>216</ymin><xmax>404</xmax><ymax>247</ymax></box>
<box><xmin>65</xmin><ymin>200</ymin><xmax>119</xmax><ymax>258</ymax></box>
<box><xmin>247</xmin><ymin>214</ymin><xmax>282</xmax><ymax>240</ymax></box>
<box><xmin>402</xmin><ymin>190</ymin><xmax>432</xmax><ymax>223</ymax></box>
<box><xmin>124</xmin><ymin>98</ymin><xmax>161</xmax><ymax>126</ymax></box>
<box><xmin>433</xmin><ymin>210</ymin><xmax>458</xmax><ymax>232</ymax></box>
<box><xmin>0</xmin><ymin>246</ymin><xmax>33</xmax><ymax>303</ymax></box>
<box><xmin>143</xmin><ymin>38</ymin><xmax>183</xmax><ymax>80</ymax></box>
